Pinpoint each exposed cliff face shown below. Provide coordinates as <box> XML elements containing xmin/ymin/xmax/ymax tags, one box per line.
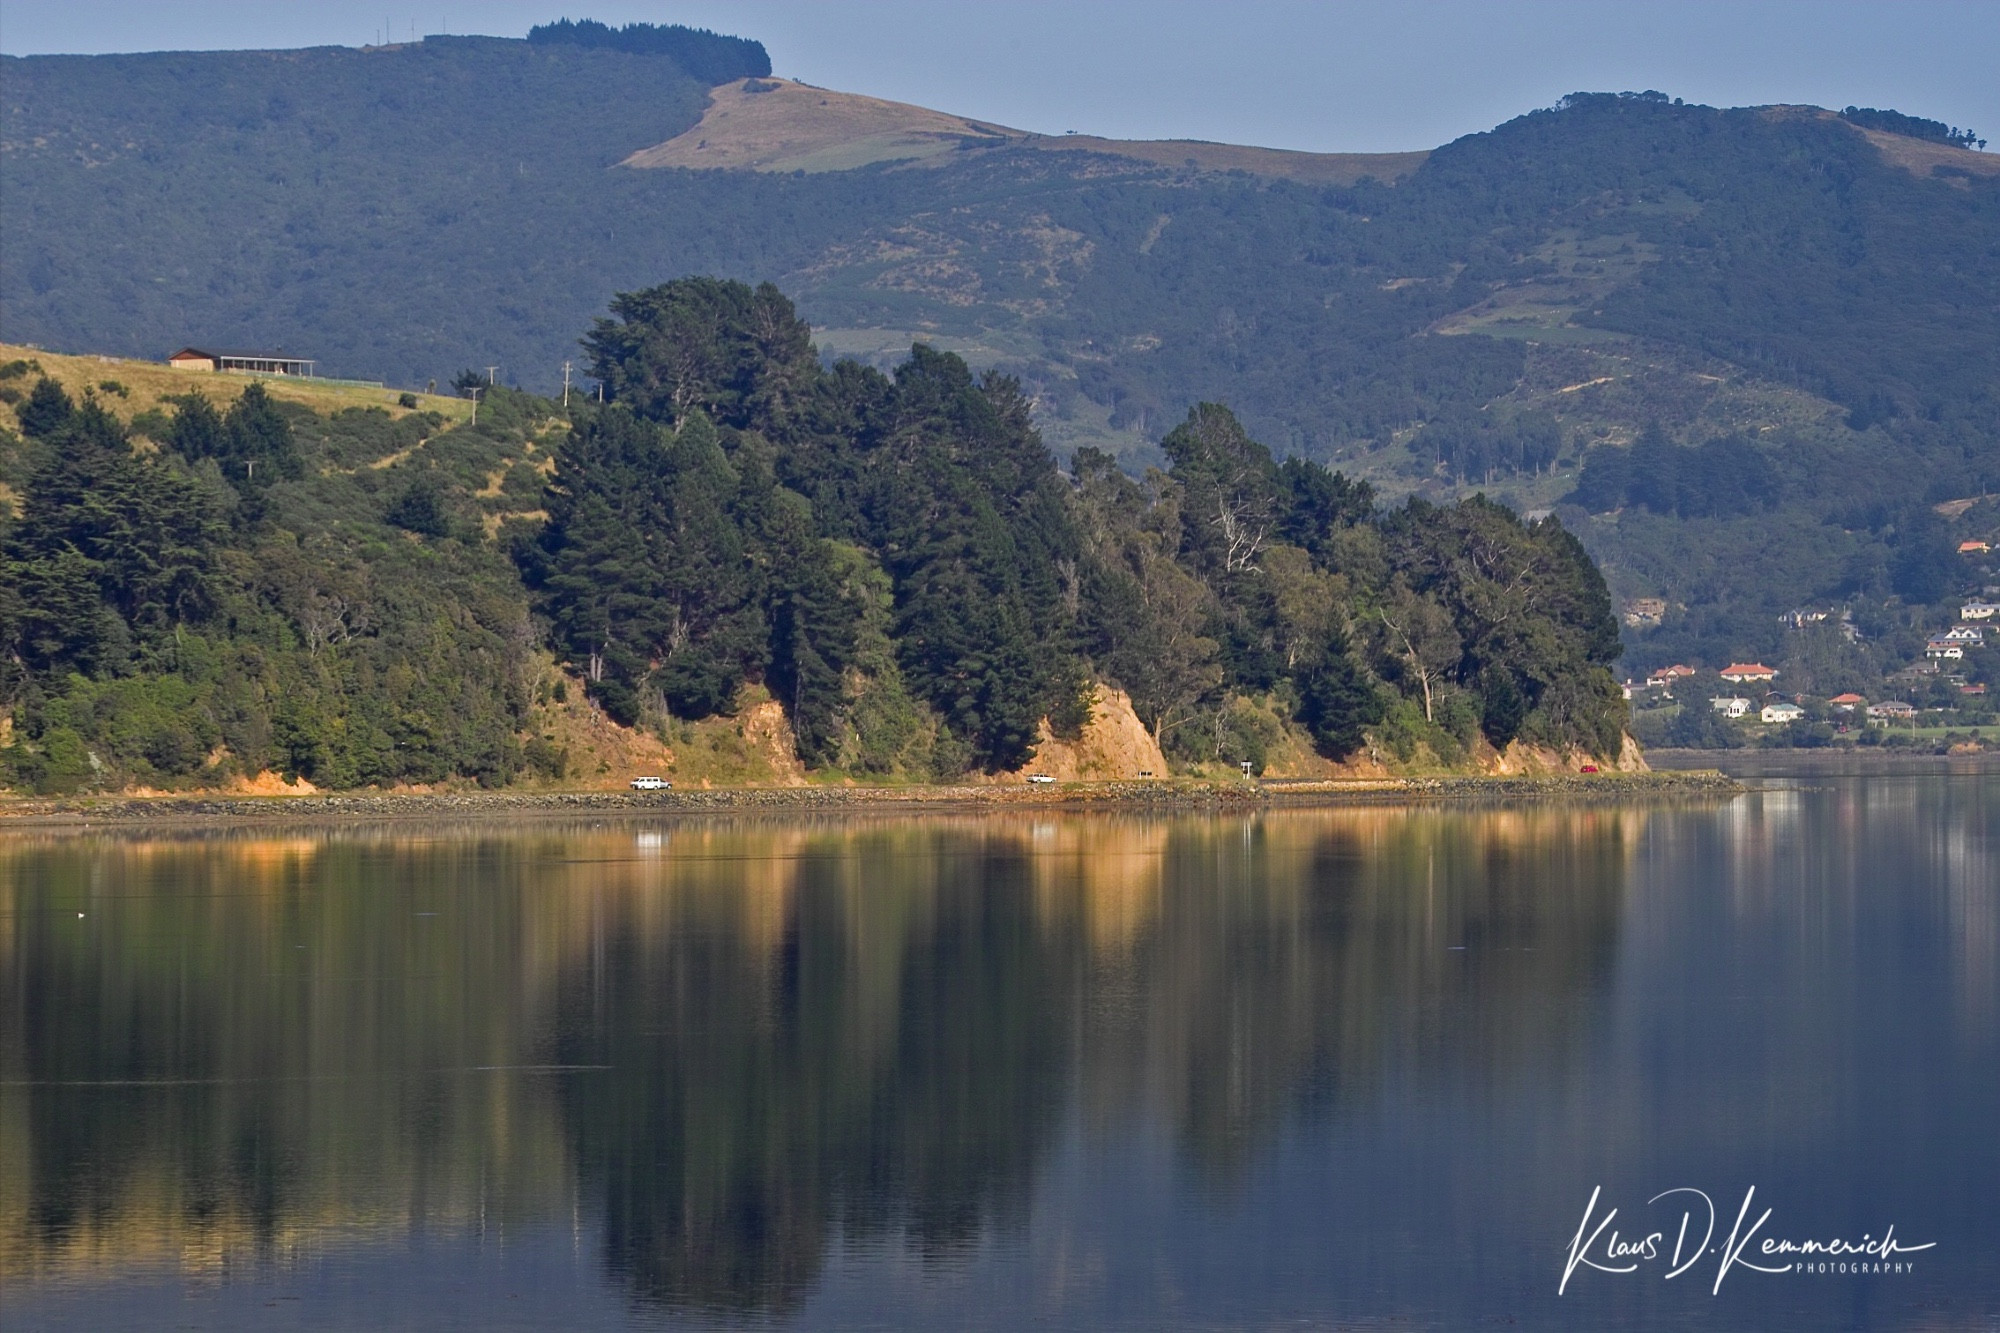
<box><xmin>1491</xmin><ymin>734</ymin><xmax>1649</xmax><ymax>774</ymax></box>
<box><xmin>1006</xmin><ymin>686</ymin><xmax>1169</xmax><ymax>782</ymax></box>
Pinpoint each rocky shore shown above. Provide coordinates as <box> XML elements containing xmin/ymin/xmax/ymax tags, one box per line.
<box><xmin>0</xmin><ymin>771</ymin><xmax>1741</xmax><ymax>830</ymax></box>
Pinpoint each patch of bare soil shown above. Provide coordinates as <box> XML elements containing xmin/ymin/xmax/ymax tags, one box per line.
<box><xmin>622</xmin><ymin>77</ymin><xmax>1017</xmax><ymax>173</ymax></box>
<box><xmin>1009</xmin><ymin>686</ymin><xmax>1168</xmax><ymax>782</ymax></box>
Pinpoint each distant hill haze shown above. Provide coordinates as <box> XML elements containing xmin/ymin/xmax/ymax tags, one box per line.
<box><xmin>2</xmin><ymin>33</ymin><xmax>1997</xmax><ymax>672</ymax></box>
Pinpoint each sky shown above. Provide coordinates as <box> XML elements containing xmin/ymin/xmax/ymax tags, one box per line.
<box><xmin>2</xmin><ymin>1</ymin><xmax>1995</xmax><ymax>154</ymax></box>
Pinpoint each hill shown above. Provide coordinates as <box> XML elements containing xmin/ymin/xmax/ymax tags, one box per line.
<box><xmin>0</xmin><ymin>282</ymin><xmax>1633</xmax><ymax>794</ymax></box>
<box><xmin>3</xmin><ymin>30</ymin><xmax>1998</xmax><ymax>678</ymax></box>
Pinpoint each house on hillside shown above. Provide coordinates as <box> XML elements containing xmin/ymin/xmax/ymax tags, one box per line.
<box><xmin>1924</xmin><ymin>638</ymin><xmax>1964</xmax><ymax>660</ymax></box>
<box><xmin>168</xmin><ymin>347</ymin><xmax>316</xmax><ymax>376</ymax></box>
<box><xmin>1718</xmin><ymin>663</ymin><xmax>1778</xmax><ymax>684</ymax></box>
<box><xmin>1828</xmin><ymin>692</ymin><xmax>1866</xmax><ymax>712</ymax></box>
<box><xmin>1623</xmin><ymin>598</ymin><xmax>1667</xmax><ymax>628</ymax></box>
<box><xmin>1645</xmin><ymin>664</ymin><xmax>1697</xmax><ymax>690</ymax></box>
<box><xmin>1761</xmin><ymin>702</ymin><xmax>1805</xmax><ymax>724</ymax></box>
<box><xmin>1961</xmin><ymin>540</ymin><xmax>1993</xmax><ymax>555</ymax></box>
<box><xmin>1780</xmin><ymin>607</ymin><xmax>1832</xmax><ymax>629</ymax></box>
<box><xmin>1962</xmin><ymin>600</ymin><xmax>1999</xmax><ymax>621</ymax></box>
<box><xmin>1710</xmin><ymin>697</ymin><xmax>1751</xmax><ymax>718</ymax></box>
<box><xmin>1940</xmin><ymin>625</ymin><xmax>1985</xmax><ymax>645</ymax></box>
<box><xmin>1867</xmin><ymin>701</ymin><xmax>1917</xmax><ymax>723</ymax></box>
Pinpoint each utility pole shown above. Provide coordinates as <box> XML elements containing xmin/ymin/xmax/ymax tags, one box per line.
<box><xmin>561</xmin><ymin>361</ymin><xmax>572</xmax><ymax>407</ymax></box>
<box><xmin>486</xmin><ymin>365</ymin><xmax>499</xmax><ymax>386</ymax></box>
<box><xmin>468</xmin><ymin>386</ymin><xmax>483</xmax><ymax>426</ymax></box>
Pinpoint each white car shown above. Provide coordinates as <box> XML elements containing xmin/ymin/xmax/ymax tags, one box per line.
<box><xmin>1026</xmin><ymin>774</ymin><xmax>1056</xmax><ymax>785</ymax></box>
<box><xmin>629</xmin><ymin>776</ymin><xmax>671</xmax><ymax>791</ymax></box>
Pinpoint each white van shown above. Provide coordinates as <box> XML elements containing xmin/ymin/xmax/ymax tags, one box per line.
<box><xmin>1026</xmin><ymin>774</ymin><xmax>1056</xmax><ymax>785</ymax></box>
<box><xmin>629</xmin><ymin>776</ymin><xmax>671</xmax><ymax>791</ymax></box>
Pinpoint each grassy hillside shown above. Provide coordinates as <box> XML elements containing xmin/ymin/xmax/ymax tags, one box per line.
<box><xmin>4</xmin><ymin>36</ymin><xmax>1997</xmax><ymax>674</ymax></box>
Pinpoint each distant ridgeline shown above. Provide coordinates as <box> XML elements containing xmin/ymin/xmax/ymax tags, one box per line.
<box><xmin>3</xmin><ymin>27</ymin><xmax>1997</xmax><ymax>675</ymax></box>
<box><xmin>524</xmin><ymin>19</ymin><xmax>770</xmax><ymax>82</ymax></box>
<box><xmin>0</xmin><ymin>280</ymin><xmax>1627</xmax><ymax>793</ymax></box>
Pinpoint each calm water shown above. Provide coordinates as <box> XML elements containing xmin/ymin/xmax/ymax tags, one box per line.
<box><xmin>2</xmin><ymin>780</ymin><xmax>1995</xmax><ymax>1331</ymax></box>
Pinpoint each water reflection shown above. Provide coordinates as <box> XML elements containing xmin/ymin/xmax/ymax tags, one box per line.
<box><xmin>1</xmin><ymin>783</ymin><xmax>1994</xmax><ymax>1329</ymax></box>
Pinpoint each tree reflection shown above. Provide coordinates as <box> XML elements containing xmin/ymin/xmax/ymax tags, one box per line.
<box><xmin>0</xmin><ymin>807</ymin><xmax>1640</xmax><ymax>1313</ymax></box>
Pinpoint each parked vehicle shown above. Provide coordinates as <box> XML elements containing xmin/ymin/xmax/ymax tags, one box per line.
<box><xmin>629</xmin><ymin>776</ymin><xmax>671</xmax><ymax>791</ymax></box>
<box><xmin>1026</xmin><ymin>774</ymin><xmax>1056</xmax><ymax>785</ymax></box>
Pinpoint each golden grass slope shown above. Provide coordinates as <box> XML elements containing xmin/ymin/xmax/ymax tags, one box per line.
<box><xmin>0</xmin><ymin>342</ymin><xmax>471</xmax><ymax>434</ymax></box>
<box><xmin>1759</xmin><ymin>106</ymin><xmax>2000</xmax><ymax>181</ymax></box>
<box><xmin>622</xmin><ymin>77</ymin><xmax>1018</xmax><ymax>172</ymax></box>
<box><xmin>624</xmin><ymin>77</ymin><xmax>1427</xmax><ymax>184</ymax></box>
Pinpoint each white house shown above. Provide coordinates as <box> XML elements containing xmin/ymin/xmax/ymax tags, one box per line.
<box><xmin>1710</xmin><ymin>697</ymin><xmax>1751</xmax><ymax>718</ymax></box>
<box><xmin>1718</xmin><ymin>663</ymin><xmax>1778</xmax><ymax>684</ymax></box>
<box><xmin>1926</xmin><ymin>639</ymin><xmax>1965</xmax><ymax>660</ymax></box>
<box><xmin>1867</xmin><ymin>701</ymin><xmax>1916</xmax><ymax>722</ymax></box>
<box><xmin>1961</xmin><ymin>600</ymin><xmax>1999</xmax><ymax>621</ymax></box>
<box><xmin>1940</xmin><ymin>625</ymin><xmax>1984</xmax><ymax>644</ymax></box>
<box><xmin>1761</xmin><ymin>702</ymin><xmax>1805</xmax><ymax>724</ymax></box>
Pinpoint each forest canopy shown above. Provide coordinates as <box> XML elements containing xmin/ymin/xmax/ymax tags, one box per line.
<box><xmin>0</xmin><ymin>279</ymin><xmax>1629</xmax><ymax>792</ymax></box>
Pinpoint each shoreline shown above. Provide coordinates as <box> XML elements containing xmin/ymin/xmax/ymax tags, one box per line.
<box><xmin>0</xmin><ymin>771</ymin><xmax>1741</xmax><ymax>831</ymax></box>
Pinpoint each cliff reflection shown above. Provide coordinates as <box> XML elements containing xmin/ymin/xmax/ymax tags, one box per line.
<box><xmin>0</xmin><ymin>805</ymin><xmax>1638</xmax><ymax>1314</ymax></box>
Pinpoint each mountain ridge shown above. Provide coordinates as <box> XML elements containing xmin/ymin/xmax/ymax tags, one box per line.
<box><xmin>620</xmin><ymin>75</ymin><xmax>1432</xmax><ymax>183</ymax></box>
<box><xmin>3</xmin><ymin>35</ymin><xmax>1997</xmax><ymax>677</ymax></box>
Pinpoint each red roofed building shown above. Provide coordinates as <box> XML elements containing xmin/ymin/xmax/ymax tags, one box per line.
<box><xmin>1719</xmin><ymin>663</ymin><xmax>1778</xmax><ymax>683</ymax></box>
<box><xmin>1828</xmin><ymin>692</ymin><xmax>1866</xmax><ymax>711</ymax></box>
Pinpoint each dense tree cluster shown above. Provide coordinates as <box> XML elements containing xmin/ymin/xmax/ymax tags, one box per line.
<box><xmin>1841</xmin><ymin>106</ymin><xmax>1984</xmax><ymax>151</ymax></box>
<box><xmin>1</xmin><ymin>379</ymin><xmax>543</xmax><ymax>793</ymax></box>
<box><xmin>524</xmin><ymin>19</ymin><xmax>770</xmax><ymax>81</ymax></box>
<box><xmin>526</xmin><ymin>279</ymin><xmax>1627</xmax><ymax>777</ymax></box>
<box><xmin>2</xmin><ymin>279</ymin><xmax>1630</xmax><ymax>792</ymax></box>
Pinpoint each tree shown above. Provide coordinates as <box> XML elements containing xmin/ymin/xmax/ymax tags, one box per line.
<box><xmin>384</xmin><ymin>481</ymin><xmax>450</xmax><ymax>537</ymax></box>
<box><xmin>584</xmin><ymin>277</ymin><xmax>818</xmax><ymax>433</ymax></box>
<box><xmin>164</xmin><ymin>393</ymin><xmax>226</xmax><ymax>460</ymax></box>
<box><xmin>1160</xmin><ymin>403</ymin><xmax>1279</xmax><ymax>578</ymax></box>
<box><xmin>2</xmin><ymin>395</ymin><xmax>223</xmax><ymax>676</ymax></box>
<box><xmin>1376</xmin><ymin>583</ymin><xmax>1460</xmax><ymax>724</ymax></box>
<box><xmin>1298</xmin><ymin>625</ymin><xmax>1382</xmax><ymax>759</ymax></box>
<box><xmin>16</xmin><ymin>377</ymin><xmax>74</xmax><ymax>440</ymax></box>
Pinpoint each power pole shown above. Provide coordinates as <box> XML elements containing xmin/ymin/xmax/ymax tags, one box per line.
<box><xmin>561</xmin><ymin>360</ymin><xmax>572</xmax><ymax>407</ymax></box>
<box><xmin>486</xmin><ymin>365</ymin><xmax>498</xmax><ymax>386</ymax></box>
<box><xmin>468</xmin><ymin>386</ymin><xmax>483</xmax><ymax>426</ymax></box>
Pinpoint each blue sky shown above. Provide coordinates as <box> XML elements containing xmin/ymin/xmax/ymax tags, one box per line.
<box><xmin>3</xmin><ymin>1</ymin><xmax>1994</xmax><ymax>153</ymax></box>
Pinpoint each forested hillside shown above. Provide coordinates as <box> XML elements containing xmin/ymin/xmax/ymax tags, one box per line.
<box><xmin>3</xmin><ymin>29</ymin><xmax>1997</xmax><ymax>674</ymax></box>
<box><xmin>0</xmin><ymin>281</ymin><xmax>1627</xmax><ymax>793</ymax></box>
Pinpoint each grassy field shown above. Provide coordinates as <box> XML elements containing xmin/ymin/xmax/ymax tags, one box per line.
<box><xmin>0</xmin><ymin>342</ymin><xmax>474</xmax><ymax>433</ymax></box>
